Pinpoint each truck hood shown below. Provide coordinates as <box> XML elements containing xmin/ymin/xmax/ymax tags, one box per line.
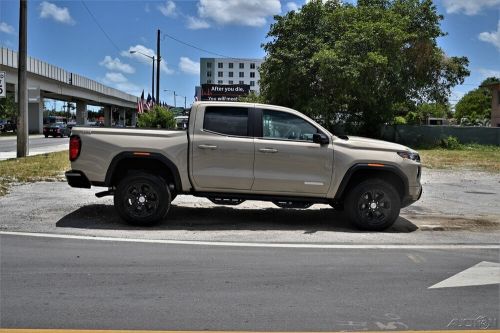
<box><xmin>333</xmin><ymin>135</ymin><xmax>415</xmax><ymax>153</ymax></box>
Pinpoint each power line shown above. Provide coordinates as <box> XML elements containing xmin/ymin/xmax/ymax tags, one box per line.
<box><xmin>81</xmin><ymin>1</ymin><xmax>121</xmax><ymax>53</ymax></box>
<box><xmin>160</xmin><ymin>31</ymin><xmax>251</xmax><ymax>60</ymax></box>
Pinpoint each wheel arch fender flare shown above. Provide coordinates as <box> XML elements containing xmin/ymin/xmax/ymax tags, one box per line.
<box><xmin>105</xmin><ymin>152</ymin><xmax>182</xmax><ymax>191</ymax></box>
<box><xmin>334</xmin><ymin>163</ymin><xmax>409</xmax><ymax>200</ymax></box>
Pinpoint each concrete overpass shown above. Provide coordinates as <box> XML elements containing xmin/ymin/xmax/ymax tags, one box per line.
<box><xmin>0</xmin><ymin>47</ymin><xmax>138</xmax><ymax>133</ymax></box>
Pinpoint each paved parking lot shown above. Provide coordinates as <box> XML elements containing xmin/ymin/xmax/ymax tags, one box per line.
<box><xmin>0</xmin><ymin>168</ymin><xmax>498</xmax><ymax>244</ymax></box>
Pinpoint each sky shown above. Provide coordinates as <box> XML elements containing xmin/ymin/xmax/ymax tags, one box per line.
<box><xmin>0</xmin><ymin>0</ymin><xmax>499</xmax><ymax>110</ymax></box>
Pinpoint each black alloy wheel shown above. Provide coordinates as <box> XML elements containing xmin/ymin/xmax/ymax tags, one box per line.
<box><xmin>345</xmin><ymin>179</ymin><xmax>400</xmax><ymax>231</ymax></box>
<box><xmin>114</xmin><ymin>172</ymin><xmax>171</xmax><ymax>226</ymax></box>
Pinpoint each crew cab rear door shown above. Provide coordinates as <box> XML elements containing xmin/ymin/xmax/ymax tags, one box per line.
<box><xmin>252</xmin><ymin>108</ymin><xmax>333</xmax><ymax>195</ymax></box>
<box><xmin>190</xmin><ymin>105</ymin><xmax>255</xmax><ymax>190</ymax></box>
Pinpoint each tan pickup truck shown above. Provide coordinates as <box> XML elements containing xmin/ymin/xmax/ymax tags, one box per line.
<box><xmin>66</xmin><ymin>101</ymin><xmax>422</xmax><ymax>231</ymax></box>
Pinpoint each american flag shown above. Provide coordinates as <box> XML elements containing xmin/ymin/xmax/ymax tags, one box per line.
<box><xmin>146</xmin><ymin>93</ymin><xmax>152</xmax><ymax>110</ymax></box>
<box><xmin>137</xmin><ymin>90</ymin><xmax>145</xmax><ymax>114</ymax></box>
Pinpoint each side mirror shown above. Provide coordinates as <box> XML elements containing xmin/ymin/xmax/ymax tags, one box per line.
<box><xmin>313</xmin><ymin>133</ymin><xmax>329</xmax><ymax>145</ymax></box>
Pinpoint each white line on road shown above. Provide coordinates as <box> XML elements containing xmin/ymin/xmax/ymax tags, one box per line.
<box><xmin>1</xmin><ymin>231</ymin><xmax>499</xmax><ymax>249</ymax></box>
<box><xmin>428</xmin><ymin>261</ymin><xmax>500</xmax><ymax>288</ymax></box>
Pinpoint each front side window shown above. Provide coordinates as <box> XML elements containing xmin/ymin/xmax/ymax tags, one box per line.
<box><xmin>207</xmin><ymin>71</ymin><xmax>212</xmax><ymax>77</ymax></box>
<box><xmin>239</xmin><ymin>63</ymin><xmax>244</xmax><ymax>69</ymax></box>
<box><xmin>229</xmin><ymin>72</ymin><xmax>234</xmax><ymax>77</ymax></box>
<box><xmin>218</xmin><ymin>71</ymin><xmax>223</xmax><ymax>77</ymax></box>
<box><xmin>218</xmin><ymin>62</ymin><xmax>223</xmax><ymax>68</ymax></box>
<box><xmin>229</xmin><ymin>63</ymin><xmax>234</xmax><ymax>69</ymax></box>
<box><xmin>262</xmin><ymin>110</ymin><xmax>317</xmax><ymax>142</ymax></box>
<box><xmin>250</xmin><ymin>63</ymin><xmax>256</xmax><ymax>69</ymax></box>
<box><xmin>204</xmin><ymin>107</ymin><xmax>249</xmax><ymax>136</ymax></box>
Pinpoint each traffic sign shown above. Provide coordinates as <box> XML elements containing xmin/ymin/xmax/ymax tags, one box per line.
<box><xmin>0</xmin><ymin>71</ymin><xmax>6</xmax><ymax>98</ymax></box>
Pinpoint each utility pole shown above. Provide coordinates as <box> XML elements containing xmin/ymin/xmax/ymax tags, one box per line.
<box><xmin>156</xmin><ymin>29</ymin><xmax>160</xmax><ymax>104</ymax></box>
<box><xmin>152</xmin><ymin>58</ymin><xmax>155</xmax><ymax>99</ymax></box>
<box><xmin>17</xmin><ymin>0</ymin><xmax>28</xmax><ymax>157</ymax></box>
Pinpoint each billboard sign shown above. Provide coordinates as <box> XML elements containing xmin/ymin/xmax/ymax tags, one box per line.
<box><xmin>201</xmin><ymin>84</ymin><xmax>250</xmax><ymax>102</ymax></box>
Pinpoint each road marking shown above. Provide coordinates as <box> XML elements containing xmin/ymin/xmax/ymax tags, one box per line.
<box><xmin>0</xmin><ymin>328</ymin><xmax>500</xmax><ymax>333</ymax></box>
<box><xmin>1</xmin><ymin>231</ymin><xmax>499</xmax><ymax>249</ymax></box>
<box><xmin>407</xmin><ymin>254</ymin><xmax>426</xmax><ymax>263</ymax></box>
<box><xmin>429</xmin><ymin>261</ymin><xmax>500</xmax><ymax>289</ymax></box>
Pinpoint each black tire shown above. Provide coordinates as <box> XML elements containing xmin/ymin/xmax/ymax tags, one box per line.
<box><xmin>345</xmin><ymin>179</ymin><xmax>401</xmax><ymax>231</ymax></box>
<box><xmin>114</xmin><ymin>172</ymin><xmax>171</xmax><ymax>226</ymax></box>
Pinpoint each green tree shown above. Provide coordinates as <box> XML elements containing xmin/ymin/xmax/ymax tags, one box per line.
<box><xmin>0</xmin><ymin>95</ymin><xmax>17</xmax><ymax>120</ymax></box>
<box><xmin>406</xmin><ymin>102</ymin><xmax>450</xmax><ymax>124</ymax></box>
<box><xmin>259</xmin><ymin>0</ymin><xmax>469</xmax><ymax>136</ymax></box>
<box><xmin>454</xmin><ymin>77</ymin><xmax>499</xmax><ymax>125</ymax></box>
<box><xmin>137</xmin><ymin>105</ymin><xmax>176</xmax><ymax>129</ymax></box>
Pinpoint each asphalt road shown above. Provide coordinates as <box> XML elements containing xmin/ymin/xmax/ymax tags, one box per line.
<box><xmin>0</xmin><ymin>233</ymin><xmax>498</xmax><ymax>331</ymax></box>
<box><xmin>0</xmin><ymin>135</ymin><xmax>68</xmax><ymax>160</ymax></box>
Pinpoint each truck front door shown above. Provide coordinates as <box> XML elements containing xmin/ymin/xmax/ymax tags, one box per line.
<box><xmin>252</xmin><ymin>109</ymin><xmax>333</xmax><ymax>195</ymax></box>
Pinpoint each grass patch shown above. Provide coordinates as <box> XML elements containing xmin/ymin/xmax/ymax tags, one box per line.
<box><xmin>418</xmin><ymin>144</ymin><xmax>500</xmax><ymax>173</ymax></box>
<box><xmin>0</xmin><ymin>150</ymin><xmax>70</xmax><ymax>196</ymax></box>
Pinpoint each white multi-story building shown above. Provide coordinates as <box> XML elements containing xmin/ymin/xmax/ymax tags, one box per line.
<box><xmin>200</xmin><ymin>58</ymin><xmax>264</xmax><ymax>93</ymax></box>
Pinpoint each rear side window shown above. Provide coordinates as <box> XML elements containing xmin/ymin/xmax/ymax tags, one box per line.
<box><xmin>203</xmin><ymin>106</ymin><xmax>249</xmax><ymax>136</ymax></box>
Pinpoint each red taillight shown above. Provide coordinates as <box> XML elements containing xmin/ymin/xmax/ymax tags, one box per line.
<box><xmin>69</xmin><ymin>135</ymin><xmax>81</xmax><ymax>161</ymax></box>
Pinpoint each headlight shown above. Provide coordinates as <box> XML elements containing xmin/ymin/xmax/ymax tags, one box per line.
<box><xmin>397</xmin><ymin>151</ymin><xmax>420</xmax><ymax>162</ymax></box>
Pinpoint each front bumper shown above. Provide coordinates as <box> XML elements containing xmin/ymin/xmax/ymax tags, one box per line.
<box><xmin>65</xmin><ymin>170</ymin><xmax>91</xmax><ymax>188</ymax></box>
<box><xmin>402</xmin><ymin>185</ymin><xmax>422</xmax><ymax>208</ymax></box>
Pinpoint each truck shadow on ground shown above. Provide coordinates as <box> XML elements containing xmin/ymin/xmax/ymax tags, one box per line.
<box><xmin>56</xmin><ymin>203</ymin><xmax>418</xmax><ymax>233</ymax></box>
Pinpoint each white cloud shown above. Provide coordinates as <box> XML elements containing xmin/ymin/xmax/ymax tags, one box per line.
<box><xmin>0</xmin><ymin>22</ymin><xmax>15</xmax><ymax>34</ymax></box>
<box><xmin>479</xmin><ymin>20</ymin><xmax>500</xmax><ymax>52</ymax></box>
<box><xmin>443</xmin><ymin>0</ymin><xmax>500</xmax><ymax>15</ymax></box>
<box><xmin>478</xmin><ymin>68</ymin><xmax>500</xmax><ymax>79</ymax></box>
<box><xmin>39</xmin><ymin>1</ymin><xmax>75</xmax><ymax>25</ymax></box>
<box><xmin>186</xmin><ymin>16</ymin><xmax>210</xmax><ymax>30</ymax></box>
<box><xmin>158</xmin><ymin>0</ymin><xmax>177</xmax><ymax>17</ymax></box>
<box><xmin>179</xmin><ymin>57</ymin><xmax>200</xmax><ymax>75</ymax></box>
<box><xmin>104</xmin><ymin>72</ymin><xmax>128</xmax><ymax>84</ymax></box>
<box><xmin>121</xmin><ymin>44</ymin><xmax>174</xmax><ymax>74</ymax></box>
<box><xmin>99</xmin><ymin>56</ymin><xmax>135</xmax><ymax>74</ymax></box>
<box><xmin>197</xmin><ymin>0</ymin><xmax>281</xmax><ymax>27</ymax></box>
<box><xmin>102</xmin><ymin>72</ymin><xmax>141</xmax><ymax>96</ymax></box>
<box><xmin>286</xmin><ymin>2</ymin><xmax>299</xmax><ymax>11</ymax></box>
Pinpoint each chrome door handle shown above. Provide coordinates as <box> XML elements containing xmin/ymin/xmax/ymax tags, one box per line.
<box><xmin>198</xmin><ymin>144</ymin><xmax>218</xmax><ymax>150</ymax></box>
<box><xmin>259</xmin><ymin>148</ymin><xmax>278</xmax><ymax>153</ymax></box>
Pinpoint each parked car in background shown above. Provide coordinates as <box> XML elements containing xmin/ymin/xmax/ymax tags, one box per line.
<box><xmin>0</xmin><ymin>119</ymin><xmax>17</xmax><ymax>133</ymax></box>
<box><xmin>43</xmin><ymin>122</ymin><xmax>71</xmax><ymax>138</ymax></box>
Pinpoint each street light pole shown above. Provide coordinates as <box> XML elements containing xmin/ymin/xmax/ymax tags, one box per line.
<box><xmin>130</xmin><ymin>50</ymin><xmax>155</xmax><ymax>98</ymax></box>
<box><xmin>164</xmin><ymin>90</ymin><xmax>177</xmax><ymax>107</ymax></box>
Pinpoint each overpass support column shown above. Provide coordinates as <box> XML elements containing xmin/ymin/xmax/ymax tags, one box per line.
<box><xmin>131</xmin><ymin>111</ymin><xmax>137</xmax><ymax>127</ymax></box>
<box><xmin>76</xmin><ymin>101</ymin><xmax>87</xmax><ymax>125</ymax></box>
<box><xmin>120</xmin><ymin>109</ymin><xmax>126</xmax><ymax>126</ymax></box>
<box><xmin>28</xmin><ymin>98</ymin><xmax>43</xmax><ymax>134</ymax></box>
<box><xmin>104</xmin><ymin>105</ymin><xmax>112</xmax><ymax>127</ymax></box>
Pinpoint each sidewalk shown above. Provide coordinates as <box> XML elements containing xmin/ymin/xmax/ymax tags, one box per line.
<box><xmin>0</xmin><ymin>135</ymin><xmax>67</xmax><ymax>160</ymax></box>
<box><xmin>0</xmin><ymin>134</ymin><xmax>44</xmax><ymax>141</ymax></box>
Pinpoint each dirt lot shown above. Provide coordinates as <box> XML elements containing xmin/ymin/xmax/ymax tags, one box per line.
<box><xmin>0</xmin><ymin>168</ymin><xmax>498</xmax><ymax>244</ymax></box>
